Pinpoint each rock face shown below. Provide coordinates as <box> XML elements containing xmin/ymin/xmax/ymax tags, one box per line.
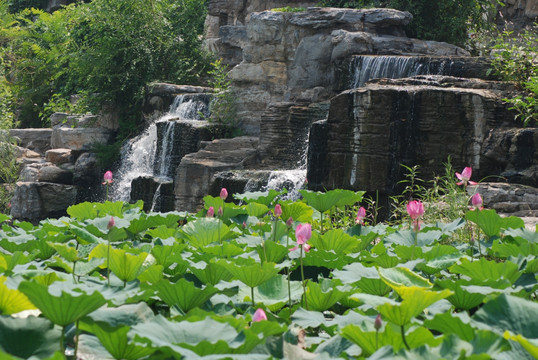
<box><xmin>216</xmin><ymin>7</ymin><xmax>469</xmax><ymax>135</ymax></box>
<box><xmin>496</xmin><ymin>0</ymin><xmax>538</xmax><ymax>31</ymax></box>
<box><xmin>9</xmin><ymin>129</ymin><xmax>52</xmax><ymax>155</ymax></box>
<box><xmin>131</xmin><ymin>176</ymin><xmax>175</xmax><ymax>212</ymax></box>
<box><xmin>307</xmin><ymin>76</ymin><xmax>527</xmax><ymax>196</ymax></box>
<box><xmin>174</xmin><ymin>136</ymin><xmax>259</xmax><ymax>211</ymax></box>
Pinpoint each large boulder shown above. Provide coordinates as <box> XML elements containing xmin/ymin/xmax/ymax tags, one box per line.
<box><xmin>51</xmin><ymin>128</ymin><xmax>114</xmax><ymax>151</ymax></box>
<box><xmin>174</xmin><ymin>136</ymin><xmax>259</xmax><ymax>211</ymax></box>
<box><xmin>10</xmin><ymin>182</ymin><xmax>77</xmax><ymax>222</ymax></box>
<box><xmin>9</xmin><ymin>129</ymin><xmax>52</xmax><ymax>155</ymax></box>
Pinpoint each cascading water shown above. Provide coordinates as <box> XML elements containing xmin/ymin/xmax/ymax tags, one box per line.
<box><xmin>349</xmin><ymin>55</ymin><xmax>456</xmax><ymax>88</ymax></box>
<box><xmin>111</xmin><ymin>95</ymin><xmax>209</xmax><ymax>202</ymax></box>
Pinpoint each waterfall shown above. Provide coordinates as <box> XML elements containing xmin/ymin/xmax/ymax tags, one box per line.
<box><xmin>111</xmin><ymin>94</ymin><xmax>209</xmax><ymax>202</ymax></box>
<box><xmin>349</xmin><ymin>55</ymin><xmax>455</xmax><ymax>88</ymax></box>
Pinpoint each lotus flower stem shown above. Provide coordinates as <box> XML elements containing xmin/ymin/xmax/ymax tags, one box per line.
<box><xmin>400</xmin><ymin>325</ymin><xmax>410</xmax><ymax>350</ymax></box>
<box><xmin>74</xmin><ymin>320</ymin><xmax>80</xmax><ymax>359</ymax></box>
<box><xmin>60</xmin><ymin>326</ymin><xmax>66</xmax><ymax>355</ymax></box>
<box><xmin>107</xmin><ymin>239</ymin><xmax>111</xmax><ymax>287</ymax></box>
<box><xmin>286</xmin><ymin>226</ymin><xmax>292</xmax><ymax>310</ymax></box>
<box><xmin>251</xmin><ymin>286</ymin><xmax>255</xmax><ymax>306</ymax></box>
<box><xmin>300</xmin><ymin>245</ymin><xmax>308</xmax><ymax>310</ymax></box>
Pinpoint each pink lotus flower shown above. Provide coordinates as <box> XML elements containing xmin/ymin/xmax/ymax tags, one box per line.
<box><xmin>252</xmin><ymin>308</ymin><xmax>267</xmax><ymax>322</ymax></box>
<box><xmin>220</xmin><ymin>188</ymin><xmax>228</xmax><ymax>200</ymax></box>
<box><xmin>295</xmin><ymin>223</ymin><xmax>312</xmax><ymax>245</ymax></box>
<box><xmin>274</xmin><ymin>204</ymin><xmax>282</xmax><ymax>218</ymax></box>
<box><xmin>406</xmin><ymin>200</ymin><xmax>425</xmax><ymax>220</ymax></box>
<box><xmin>471</xmin><ymin>193</ymin><xmax>483</xmax><ymax>210</ymax></box>
<box><xmin>355</xmin><ymin>206</ymin><xmax>366</xmax><ymax>225</ymax></box>
<box><xmin>107</xmin><ymin>217</ymin><xmax>115</xmax><ymax>229</ymax></box>
<box><xmin>206</xmin><ymin>206</ymin><xmax>215</xmax><ymax>217</ymax></box>
<box><xmin>217</xmin><ymin>206</ymin><xmax>223</xmax><ymax>217</ymax></box>
<box><xmin>102</xmin><ymin>171</ymin><xmax>113</xmax><ymax>185</ymax></box>
<box><xmin>456</xmin><ymin>167</ymin><xmax>478</xmax><ymax>186</ymax></box>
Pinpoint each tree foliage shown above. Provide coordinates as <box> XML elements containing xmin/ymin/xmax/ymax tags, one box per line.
<box><xmin>0</xmin><ymin>0</ymin><xmax>211</xmax><ymax>128</ymax></box>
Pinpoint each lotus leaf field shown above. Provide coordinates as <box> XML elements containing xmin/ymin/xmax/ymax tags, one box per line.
<box><xmin>0</xmin><ymin>188</ymin><xmax>537</xmax><ymax>359</ymax></box>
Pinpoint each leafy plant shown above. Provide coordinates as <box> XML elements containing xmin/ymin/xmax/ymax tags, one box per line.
<box><xmin>489</xmin><ymin>23</ymin><xmax>538</xmax><ymax>127</ymax></box>
<box><xmin>207</xmin><ymin>59</ymin><xmax>239</xmax><ymax>135</ymax></box>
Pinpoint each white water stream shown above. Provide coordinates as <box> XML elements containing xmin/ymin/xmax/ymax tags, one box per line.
<box><xmin>111</xmin><ymin>95</ymin><xmax>208</xmax><ymax>202</ymax></box>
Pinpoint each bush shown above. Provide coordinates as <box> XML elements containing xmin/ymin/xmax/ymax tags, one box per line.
<box><xmin>490</xmin><ymin>24</ymin><xmax>538</xmax><ymax>127</ymax></box>
<box><xmin>1</xmin><ymin>0</ymin><xmax>212</xmax><ymax>129</ymax></box>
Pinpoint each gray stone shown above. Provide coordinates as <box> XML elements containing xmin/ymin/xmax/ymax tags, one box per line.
<box><xmin>73</xmin><ymin>152</ymin><xmax>100</xmax><ymax>184</ymax></box>
<box><xmin>45</xmin><ymin>148</ymin><xmax>73</xmax><ymax>165</ymax></box>
<box><xmin>51</xmin><ymin>128</ymin><xmax>114</xmax><ymax>151</ymax></box>
<box><xmin>174</xmin><ymin>136</ymin><xmax>259</xmax><ymax>212</ymax></box>
<box><xmin>10</xmin><ymin>181</ymin><xmax>77</xmax><ymax>222</ymax></box>
<box><xmin>9</xmin><ymin>129</ymin><xmax>52</xmax><ymax>155</ymax></box>
<box><xmin>38</xmin><ymin>165</ymin><xmax>73</xmax><ymax>185</ymax></box>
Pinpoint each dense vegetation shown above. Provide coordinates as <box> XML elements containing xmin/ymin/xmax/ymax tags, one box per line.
<box><xmin>317</xmin><ymin>0</ymin><xmax>497</xmax><ymax>48</ymax></box>
<box><xmin>0</xmin><ymin>181</ymin><xmax>536</xmax><ymax>359</ymax></box>
<box><xmin>0</xmin><ymin>0</ymin><xmax>211</xmax><ymax>130</ymax></box>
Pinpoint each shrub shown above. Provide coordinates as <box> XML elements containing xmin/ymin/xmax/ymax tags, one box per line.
<box><xmin>489</xmin><ymin>24</ymin><xmax>538</xmax><ymax>127</ymax></box>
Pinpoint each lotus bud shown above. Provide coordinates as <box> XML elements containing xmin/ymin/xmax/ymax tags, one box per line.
<box><xmin>406</xmin><ymin>200</ymin><xmax>424</xmax><ymax>220</ymax></box>
<box><xmin>102</xmin><ymin>171</ymin><xmax>113</xmax><ymax>185</ymax></box>
<box><xmin>217</xmin><ymin>206</ymin><xmax>223</xmax><ymax>217</ymax></box>
<box><xmin>374</xmin><ymin>314</ymin><xmax>382</xmax><ymax>330</ymax></box>
<box><xmin>252</xmin><ymin>308</ymin><xmax>267</xmax><ymax>322</ymax></box>
<box><xmin>220</xmin><ymin>188</ymin><xmax>228</xmax><ymax>200</ymax></box>
<box><xmin>274</xmin><ymin>204</ymin><xmax>282</xmax><ymax>218</ymax></box>
<box><xmin>207</xmin><ymin>206</ymin><xmax>215</xmax><ymax>217</ymax></box>
<box><xmin>355</xmin><ymin>206</ymin><xmax>366</xmax><ymax>225</ymax></box>
<box><xmin>107</xmin><ymin>217</ymin><xmax>115</xmax><ymax>229</ymax></box>
<box><xmin>286</xmin><ymin>217</ymin><xmax>293</xmax><ymax>228</ymax></box>
<box><xmin>471</xmin><ymin>193</ymin><xmax>483</xmax><ymax>210</ymax></box>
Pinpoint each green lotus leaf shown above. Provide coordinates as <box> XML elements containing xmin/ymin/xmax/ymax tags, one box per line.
<box><xmin>504</xmin><ymin>228</ymin><xmax>538</xmax><ymax>244</ymax></box>
<box><xmin>423</xmin><ymin>311</ymin><xmax>475</xmax><ymax>341</ymax></box>
<box><xmin>94</xmin><ymin>201</ymin><xmax>131</xmax><ymax>217</ymax></box>
<box><xmin>203</xmin><ymin>196</ymin><xmax>247</xmax><ymax>221</ymax></box>
<box><xmin>218</xmin><ymin>260</ymin><xmax>281</xmax><ymax>289</ymax></box>
<box><xmin>18</xmin><ymin>280</ymin><xmax>106</xmax><ymax>326</ymax></box>
<box><xmin>108</xmin><ymin>249</ymin><xmax>148</xmax><ymax>284</ymax></box>
<box><xmin>472</xmin><ymin>294</ymin><xmax>538</xmax><ymax>340</ymax></box>
<box><xmin>189</xmin><ymin>260</ymin><xmax>233</xmax><ymax>286</ymax></box>
<box><xmin>137</xmin><ymin>264</ymin><xmax>164</xmax><ymax>284</ymax></box>
<box><xmin>299</xmin><ymin>189</ymin><xmax>347</xmax><ymax>213</ymax></box>
<box><xmin>305</xmin><ymin>279</ymin><xmax>346</xmax><ymax>312</ymax></box>
<box><xmin>48</xmin><ymin>242</ymin><xmax>79</xmax><ymax>262</ymax></box>
<box><xmin>245</xmin><ymin>202</ymin><xmax>270</xmax><ymax>217</ymax></box>
<box><xmin>378</xmin><ymin>267</ymin><xmax>432</xmax><ymax>289</ymax></box>
<box><xmin>310</xmin><ymin>229</ymin><xmax>359</xmax><ymax>254</ymax></box>
<box><xmin>79</xmin><ymin>303</ymin><xmax>156</xmax><ymax>360</ymax></box>
<box><xmin>0</xmin><ymin>316</ymin><xmax>61</xmax><ymax>359</ymax></box>
<box><xmin>504</xmin><ymin>332</ymin><xmax>538</xmax><ymax>359</ymax></box>
<box><xmin>332</xmin><ymin>262</ymin><xmax>380</xmax><ymax>284</ymax></box>
<box><xmin>150</xmin><ymin>244</ymin><xmax>188</xmax><ymax>271</ymax></box>
<box><xmin>0</xmin><ymin>251</ymin><xmax>33</xmax><ymax>273</ymax></box>
<box><xmin>300</xmin><ymin>249</ymin><xmax>351</xmax><ymax>269</ymax></box>
<box><xmin>465</xmin><ymin>209</ymin><xmax>502</xmax><ymax>238</ymax></box>
<box><xmin>416</xmin><ymin>252</ymin><xmax>461</xmax><ymax>276</ymax></box>
<box><xmin>342</xmin><ymin>324</ymin><xmax>440</xmax><ymax>356</ymax></box>
<box><xmin>154</xmin><ymin>278</ymin><xmax>218</xmax><ymax>312</ymax></box>
<box><xmin>280</xmin><ymin>201</ymin><xmax>314</xmax><ymax>223</ymax></box>
<box><xmin>435</xmin><ymin>278</ymin><xmax>486</xmax><ymax>310</ymax></box>
<box><xmin>257</xmin><ymin>239</ymin><xmax>288</xmax><ymax>264</ymax></box>
<box><xmin>67</xmin><ymin>201</ymin><xmax>99</xmax><ymax>220</ymax></box>
<box><xmin>362</xmin><ymin>252</ymin><xmax>401</xmax><ymax>269</ymax></box>
<box><xmin>0</xmin><ymin>276</ymin><xmax>36</xmax><ymax>315</ymax></box>
<box><xmin>69</xmin><ymin>224</ymin><xmax>103</xmax><ymax>245</ymax></box>
<box><xmin>449</xmin><ymin>257</ymin><xmax>521</xmax><ymax>284</ymax></box>
<box><xmin>130</xmin><ymin>315</ymin><xmax>243</xmax><ymax>356</ymax></box>
<box><xmin>377</xmin><ymin>287</ymin><xmax>452</xmax><ymax>326</ymax></box>
<box><xmin>0</xmin><ymin>231</ymin><xmax>38</xmax><ymax>253</ymax></box>
<box><xmin>237</xmin><ymin>275</ymin><xmax>302</xmax><ymax>311</ymax></box>
<box><xmin>181</xmin><ymin>218</ymin><xmax>231</xmax><ymax>248</ymax></box>
<box><xmin>334</xmin><ymin>190</ymin><xmax>365</xmax><ymax>207</ymax></box>
<box><xmin>384</xmin><ymin>229</ymin><xmax>442</xmax><ymax>247</ymax></box>
<box><xmin>234</xmin><ymin>189</ymin><xmax>284</xmax><ymax>206</ymax></box>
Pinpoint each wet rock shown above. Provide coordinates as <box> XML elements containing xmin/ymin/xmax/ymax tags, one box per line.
<box><xmin>307</xmin><ymin>76</ymin><xmax>522</xmax><ymax>195</ymax></box>
<box><xmin>130</xmin><ymin>176</ymin><xmax>175</xmax><ymax>212</ymax></box>
<box><xmin>73</xmin><ymin>152</ymin><xmax>100</xmax><ymax>184</ymax></box>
